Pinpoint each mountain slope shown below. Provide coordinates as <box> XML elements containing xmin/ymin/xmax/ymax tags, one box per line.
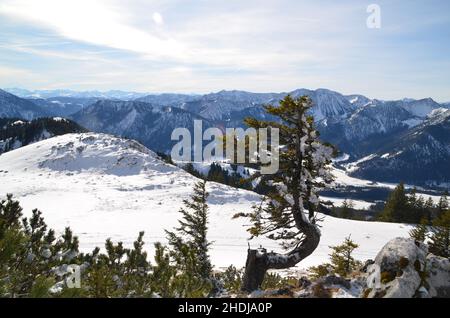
<box><xmin>29</xmin><ymin>97</ymin><xmax>99</xmax><ymax>117</ymax></box>
<box><xmin>136</xmin><ymin>93</ymin><xmax>200</xmax><ymax>106</ymax></box>
<box><xmin>0</xmin><ymin>133</ymin><xmax>412</xmax><ymax>268</ymax></box>
<box><xmin>398</xmin><ymin>98</ymin><xmax>442</xmax><ymax>118</ymax></box>
<box><xmin>316</xmin><ymin>98</ymin><xmax>445</xmax><ymax>158</ymax></box>
<box><xmin>71</xmin><ymin>100</ymin><xmax>214</xmax><ymax>153</ymax></box>
<box><xmin>0</xmin><ymin>89</ymin><xmax>48</xmax><ymax>120</ymax></box>
<box><xmin>0</xmin><ymin>117</ymin><xmax>87</xmax><ymax>154</ymax></box>
<box><xmin>348</xmin><ymin>109</ymin><xmax>450</xmax><ymax>187</ymax></box>
<box><xmin>291</xmin><ymin>88</ymin><xmax>358</xmax><ymax>121</ymax></box>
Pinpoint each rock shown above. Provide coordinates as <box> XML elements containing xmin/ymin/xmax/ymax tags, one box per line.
<box><xmin>296</xmin><ymin>274</ymin><xmax>356</xmax><ymax>298</ymax></box>
<box><xmin>426</xmin><ymin>254</ymin><xmax>450</xmax><ymax>298</ymax></box>
<box><xmin>298</xmin><ymin>277</ymin><xmax>312</xmax><ymax>289</ymax></box>
<box><xmin>319</xmin><ymin>275</ymin><xmax>351</xmax><ymax>290</ymax></box>
<box><xmin>366</xmin><ymin>237</ymin><xmax>428</xmax><ymax>298</ymax></box>
<box><xmin>361</xmin><ymin>259</ymin><xmax>375</xmax><ymax>272</ymax></box>
<box><xmin>275</xmin><ymin>287</ymin><xmax>294</xmax><ymax>296</ymax></box>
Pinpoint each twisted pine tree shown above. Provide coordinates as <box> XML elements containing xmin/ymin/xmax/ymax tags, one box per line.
<box><xmin>236</xmin><ymin>95</ymin><xmax>334</xmax><ymax>292</ymax></box>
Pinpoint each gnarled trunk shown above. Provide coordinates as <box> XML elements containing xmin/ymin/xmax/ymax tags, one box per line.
<box><xmin>241</xmin><ymin>222</ymin><xmax>320</xmax><ymax>292</ymax></box>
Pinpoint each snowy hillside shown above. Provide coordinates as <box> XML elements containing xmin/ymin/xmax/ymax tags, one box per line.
<box><xmin>0</xmin><ymin>133</ymin><xmax>414</xmax><ymax>269</ymax></box>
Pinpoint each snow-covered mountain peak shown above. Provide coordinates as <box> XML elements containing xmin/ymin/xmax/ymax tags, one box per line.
<box><xmin>399</xmin><ymin>98</ymin><xmax>441</xmax><ymax>118</ymax></box>
<box><xmin>345</xmin><ymin>94</ymin><xmax>373</xmax><ymax>108</ymax></box>
<box><xmin>0</xmin><ymin>133</ymin><xmax>176</xmax><ymax>176</ymax></box>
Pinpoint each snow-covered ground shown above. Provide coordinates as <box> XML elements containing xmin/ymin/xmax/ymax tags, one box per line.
<box><xmin>0</xmin><ymin>133</ymin><xmax>414</xmax><ymax>270</ymax></box>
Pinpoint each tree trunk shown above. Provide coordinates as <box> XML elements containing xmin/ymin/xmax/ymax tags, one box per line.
<box><xmin>241</xmin><ymin>248</ymin><xmax>269</xmax><ymax>292</ymax></box>
<box><xmin>241</xmin><ymin>222</ymin><xmax>320</xmax><ymax>292</ymax></box>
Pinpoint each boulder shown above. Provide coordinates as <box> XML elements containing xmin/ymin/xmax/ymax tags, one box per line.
<box><xmin>320</xmin><ymin>275</ymin><xmax>351</xmax><ymax>290</ymax></box>
<box><xmin>365</xmin><ymin>237</ymin><xmax>428</xmax><ymax>298</ymax></box>
<box><xmin>426</xmin><ymin>254</ymin><xmax>450</xmax><ymax>298</ymax></box>
<box><xmin>298</xmin><ymin>277</ymin><xmax>312</xmax><ymax>289</ymax></box>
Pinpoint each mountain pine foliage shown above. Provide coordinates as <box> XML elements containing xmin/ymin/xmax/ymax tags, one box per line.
<box><xmin>0</xmin><ymin>194</ymin><xmax>79</xmax><ymax>297</ymax></box>
<box><xmin>429</xmin><ymin>210</ymin><xmax>450</xmax><ymax>258</ymax></box>
<box><xmin>165</xmin><ymin>179</ymin><xmax>213</xmax><ymax>295</ymax></box>
<box><xmin>308</xmin><ymin>237</ymin><xmax>361</xmax><ymax>279</ymax></box>
<box><xmin>379</xmin><ymin>183</ymin><xmax>409</xmax><ymax>223</ymax></box>
<box><xmin>328</xmin><ymin>236</ymin><xmax>361</xmax><ymax>277</ymax></box>
<box><xmin>0</xmin><ymin>185</ymin><xmax>216</xmax><ymax>298</ymax></box>
<box><xmin>409</xmin><ymin>218</ymin><xmax>429</xmax><ymax>243</ymax></box>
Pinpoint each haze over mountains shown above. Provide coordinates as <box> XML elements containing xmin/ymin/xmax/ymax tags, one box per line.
<box><xmin>1</xmin><ymin>87</ymin><xmax>449</xmax><ymax>188</ymax></box>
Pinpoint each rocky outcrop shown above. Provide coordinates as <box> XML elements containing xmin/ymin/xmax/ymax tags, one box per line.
<box><xmin>426</xmin><ymin>254</ymin><xmax>450</xmax><ymax>297</ymax></box>
<box><xmin>364</xmin><ymin>237</ymin><xmax>450</xmax><ymax>298</ymax></box>
<box><xmin>295</xmin><ymin>275</ymin><xmax>364</xmax><ymax>298</ymax></box>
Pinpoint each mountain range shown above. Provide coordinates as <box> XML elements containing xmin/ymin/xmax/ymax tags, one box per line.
<box><xmin>4</xmin><ymin>88</ymin><xmax>149</xmax><ymax>100</ymax></box>
<box><xmin>0</xmin><ymin>87</ymin><xmax>449</xmax><ymax>188</ymax></box>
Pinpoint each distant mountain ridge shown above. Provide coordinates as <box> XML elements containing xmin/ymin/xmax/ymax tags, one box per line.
<box><xmin>0</xmin><ymin>89</ymin><xmax>48</xmax><ymax>120</ymax></box>
<box><xmin>4</xmin><ymin>88</ymin><xmax>149</xmax><ymax>100</ymax></box>
<box><xmin>70</xmin><ymin>100</ymin><xmax>214</xmax><ymax>153</ymax></box>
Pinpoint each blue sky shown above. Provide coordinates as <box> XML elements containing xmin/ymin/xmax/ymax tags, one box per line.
<box><xmin>0</xmin><ymin>0</ymin><xmax>449</xmax><ymax>101</ymax></box>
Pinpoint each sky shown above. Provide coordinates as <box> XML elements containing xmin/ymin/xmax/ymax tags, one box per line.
<box><xmin>0</xmin><ymin>0</ymin><xmax>449</xmax><ymax>101</ymax></box>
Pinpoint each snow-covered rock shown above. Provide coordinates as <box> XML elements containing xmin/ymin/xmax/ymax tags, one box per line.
<box><xmin>426</xmin><ymin>254</ymin><xmax>450</xmax><ymax>298</ymax></box>
<box><xmin>294</xmin><ymin>274</ymin><xmax>365</xmax><ymax>298</ymax></box>
<box><xmin>365</xmin><ymin>238</ymin><xmax>450</xmax><ymax>298</ymax></box>
<box><xmin>366</xmin><ymin>238</ymin><xmax>427</xmax><ymax>298</ymax></box>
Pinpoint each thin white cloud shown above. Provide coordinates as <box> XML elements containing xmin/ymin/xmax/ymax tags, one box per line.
<box><xmin>0</xmin><ymin>0</ymin><xmax>322</xmax><ymax>69</ymax></box>
<box><xmin>0</xmin><ymin>42</ymin><xmax>113</xmax><ymax>63</ymax></box>
<box><xmin>0</xmin><ymin>0</ymin><xmax>188</xmax><ymax>60</ymax></box>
